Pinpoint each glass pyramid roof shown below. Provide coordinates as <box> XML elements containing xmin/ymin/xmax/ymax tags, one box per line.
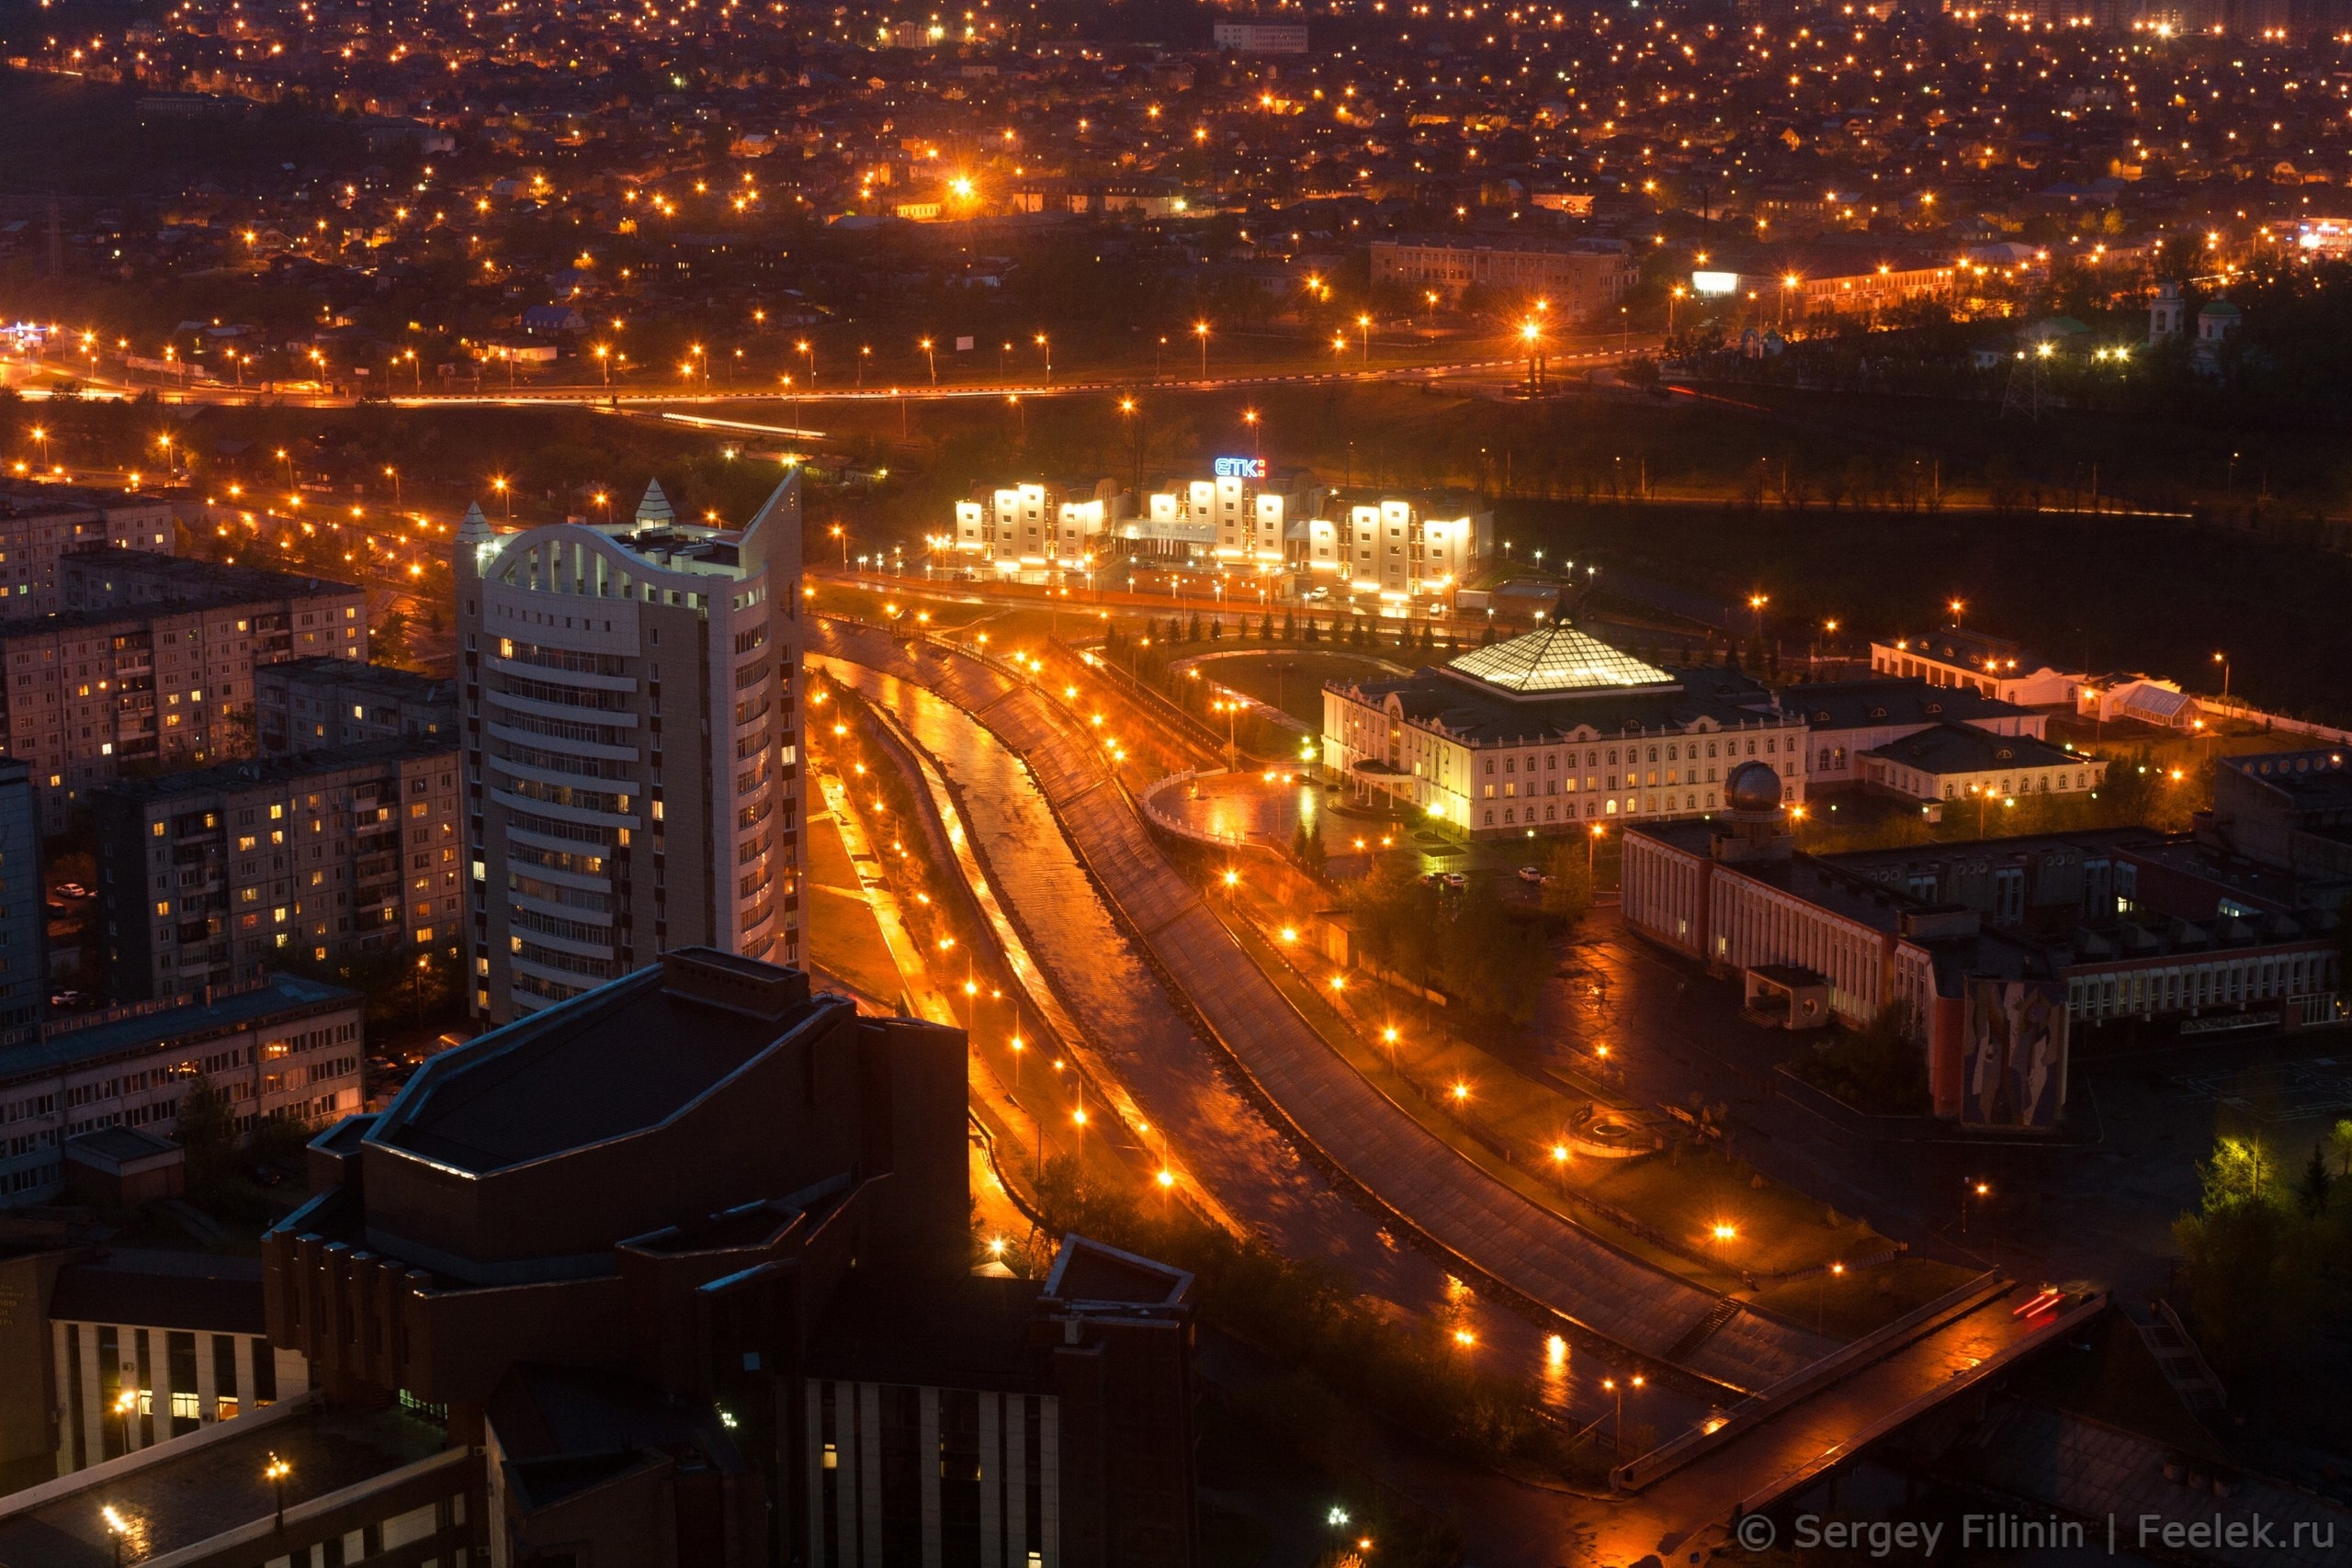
<box><xmin>1444</xmin><ymin>621</ymin><xmax>1677</xmax><ymax>696</ymax></box>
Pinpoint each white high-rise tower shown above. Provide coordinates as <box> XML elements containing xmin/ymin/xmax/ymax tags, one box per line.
<box><xmin>456</xmin><ymin>475</ymin><xmax>803</xmax><ymax>1023</ymax></box>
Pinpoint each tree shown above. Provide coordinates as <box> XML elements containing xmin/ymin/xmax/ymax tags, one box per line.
<box><xmin>2296</xmin><ymin>1140</ymin><xmax>2336</xmax><ymax>1218</ymax></box>
<box><xmin>1187</xmin><ymin>612</ymin><xmax>1203</xmax><ymax>642</ymax></box>
<box><xmin>2200</xmin><ymin>1135</ymin><xmax>2277</xmax><ymax>1210</ymax></box>
<box><xmin>1282</xmin><ymin>610</ymin><xmax>1296</xmax><ymax>641</ymax></box>
<box><xmin>1291</xmin><ymin>819</ymin><xmax>1329</xmax><ymax>878</ymax></box>
<box><xmin>373</xmin><ymin>605</ymin><xmax>414</xmax><ymax>669</ymax></box>
<box><xmin>176</xmin><ymin>1075</ymin><xmax>241</xmax><ymax>1194</ymax></box>
<box><xmin>1542</xmin><ymin>839</ymin><xmax>1592</xmax><ymax>920</ymax></box>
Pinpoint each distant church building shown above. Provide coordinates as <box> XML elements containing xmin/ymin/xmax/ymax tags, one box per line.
<box><xmin>2147</xmin><ymin>279</ymin><xmax>2187</xmax><ymax>342</ymax></box>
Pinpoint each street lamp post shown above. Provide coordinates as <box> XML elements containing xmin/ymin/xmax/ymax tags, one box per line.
<box><xmin>266</xmin><ymin>1452</ymin><xmax>293</xmax><ymax>1531</ymax></box>
<box><xmin>2212</xmin><ymin>650</ymin><xmax>2231</xmax><ymax>716</ymax></box>
<box><xmin>1961</xmin><ymin>1178</ymin><xmax>1989</xmax><ymax>1234</ymax></box>
<box><xmin>1193</xmin><ymin>321</ymin><xmax>1209</xmax><ymax>380</ymax></box>
<box><xmin>921</xmin><ymin>337</ymin><xmax>936</xmax><ymax>386</ymax></box>
<box><xmin>1035</xmin><ymin>333</ymin><xmax>1050</xmax><ymax>387</ymax></box>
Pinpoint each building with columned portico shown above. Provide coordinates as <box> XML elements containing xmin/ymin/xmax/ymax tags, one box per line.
<box><xmin>1319</xmin><ymin>616</ymin><xmax>1809</xmax><ymax>840</ymax></box>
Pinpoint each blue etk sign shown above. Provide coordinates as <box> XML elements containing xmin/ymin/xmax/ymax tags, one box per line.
<box><xmin>1213</xmin><ymin>457</ymin><xmax>1266</xmax><ymax>479</ymax></box>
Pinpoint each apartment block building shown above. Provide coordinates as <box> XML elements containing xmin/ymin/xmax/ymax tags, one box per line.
<box><xmin>0</xmin><ymin>485</ymin><xmax>179</xmax><ymax>614</ymax></box>
<box><xmin>0</xmin><ymin>973</ymin><xmax>363</xmax><ymax>1205</ymax></box>
<box><xmin>0</xmin><ymin>759</ymin><xmax>44</xmax><ymax>1034</ymax></box>
<box><xmin>0</xmin><ymin>555</ymin><xmax>367</xmax><ymax>833</ymax></box>
<box><xmin>91</xmin><ymin>738</ymin><xmax>462</xmax><ymax>1001</ymax></box>
<box><xmin>948</xmin><ymin>478</ymin><xmax>1123</xmax><ymax>575</ymax></box>
<box><xmin>254</xmin><ymin>658</ymin><xmax>456</xmax><ymax>755</ymax></box>
<box><xmin>456</xmin><ymin>476</ymin><xmax>802</xmax><ymax>1025</ymax></box>
<box><xmin>1295</xmin><ymin>490</ymin><xmax>1491</xmax><ymax>603</ymax></box>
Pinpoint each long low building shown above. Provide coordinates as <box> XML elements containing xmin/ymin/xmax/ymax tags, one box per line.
<box><xmin>0</xmin><ymin>974</ymin><xmax>364</xmax><ymax>1204</ymax></box>
<box><xmin>1321</xmin><ymin>616</ymin><xmax>1809</xmax><ymax>839</ymax></box>
<box><xmin>1623</xmin><ymin>767</ymin><xmax>2341</xmax><ymax>1128</ymax></box>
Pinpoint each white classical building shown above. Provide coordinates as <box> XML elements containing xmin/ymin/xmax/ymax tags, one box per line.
<box><xmin>1320</xmin><ymin>618</ymin><xmax>1809</xmax><ymax>840</ymax></box>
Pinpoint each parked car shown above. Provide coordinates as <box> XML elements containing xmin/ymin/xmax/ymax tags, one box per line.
<box><xmin>1443</xmin><ymin>872</ymin><xmax>1467</xmax><ymax>890</ymax></box>
<box><xmin>1517</xmin><ymin>864</ymin><xmax>1545</xmax><ymax>884</ymax></box>
<box><xmin>52</xmin><ymin>882</ymin><xmax>89</xmax><ymax>899</ymax></box>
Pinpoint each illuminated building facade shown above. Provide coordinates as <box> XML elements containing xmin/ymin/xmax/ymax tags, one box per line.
<box><xmin>1294</xmin><ymin>490</ymin><xmax>1490</xmax><ymax>604</ymax></box>
<box><xmin>949</xmin><ymin>478</ymin><xmax>1123</xmax><ymax>576</ymax></box>
<box><xmin>456</xmin><ymin>476</ymin><xmax>802</xmax><ymax>1026</ymax></box>
<box><xmin>1320</xmin><ymin>618</ymin><xmax>1809</xmax><ymax>839</ymax></box>
<box><xmin>1124</xmin><ymin>462</ymin><xmax>1321</xmax><ymax>566</ymax></box>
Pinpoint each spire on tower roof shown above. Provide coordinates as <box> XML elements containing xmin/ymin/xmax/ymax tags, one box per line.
<box><xmin>635</xmin><ymin>478</ymin><xmax>675</xmax><ymax>527</ymax></box>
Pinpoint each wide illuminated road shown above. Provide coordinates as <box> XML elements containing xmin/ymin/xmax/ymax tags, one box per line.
<box><xmin>3</xmin><ymin>344</ymin><xmax>1652</xmax><ymax>413</ymax></box>
<box><xmin>817</xmin><ymin>616</ymin><xmax>1839</xmax><ymax>1393</ymax></box>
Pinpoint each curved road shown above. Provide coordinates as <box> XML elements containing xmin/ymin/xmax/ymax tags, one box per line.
<box><xmin>816</xmin><ymin>616</ymin><xmax>1838</xmax><ymax>1394</ymax></box>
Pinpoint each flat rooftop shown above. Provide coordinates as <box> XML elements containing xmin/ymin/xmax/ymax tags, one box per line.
<box><xmin>374</xmin><ymin>952</ymin><xmax>828</xmax><ymax>1174</ymax></box>
<box><xmin>0</xmin><ymin>483</ymin><xmax>173</xmax><ymax>519</ymax></box>
<box><xmin>261</xmin><ymin>656</ymin><xmax>453</xmax><ymax>702</ymax></box>
<box><xmin>93</xmin><ymin>735</ymin><xmax>455</xmax><ymax>804</ymax></box>
<box><xmin>0</xmin><ymin>974</ymin><xmax>359</xmax><ymax>1087</ymax></box>
<box><xmin>0</xmin><ymin>1401</ymin><xmax>447</xmax><ymax>1568</ymax></box>
<box><xmin>808</xmin><ymin>1269</ymin><xmax>1050</xmax><ymax>1393</ymax></box>
<box><xmin>62</xmin><ymin>552</ymin><xmax>360</xmax><ymax>603</ymax></box>
<box><xmin>48</xmin><ymin>1247</ymin><xmax>266</xmax><ymax>1335</ymax></box>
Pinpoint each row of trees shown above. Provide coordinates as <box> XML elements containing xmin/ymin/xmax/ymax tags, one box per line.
<box><xmin>1346</xmin><ymin>857</ymin><xmax>1553</xmax><ymax>1025</ymax></box>
<box><xmin>2173</xmin><ymin>1127</ymin><xmax>2352</xmax><ymax>1401</ymax></box>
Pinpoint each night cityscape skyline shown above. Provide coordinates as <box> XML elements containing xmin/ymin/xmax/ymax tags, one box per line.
<box><xmin>1</xmin><ymin>0</ymin><xmax>2351</xmax><ymax>1563</ymax></box>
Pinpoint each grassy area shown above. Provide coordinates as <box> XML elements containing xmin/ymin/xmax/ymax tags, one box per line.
<box><xmin>799</xmin><ymin>800</ymin><xmax>908</xmax><ymax>1007</ymax></box>
<box><xmin>1194</xmin><ymin>649</ymin><xmax>1407</xmax><ymax>728</ymax></box>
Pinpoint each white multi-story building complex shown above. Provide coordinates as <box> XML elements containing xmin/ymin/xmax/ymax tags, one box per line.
<box><xmin>1320</xmin><ymin>617</ymin><xmax>1808</xmax><ymax>840</ymax></box>
<box><xmin>1124</xmin><ymin>463</ymin><xmax>1322</xmax><ymax>566</ymax></box>
<box><xmin>457</xmin><ymin>477</ymin><xmax>803</xmax><ymax>1024</ymax></box>
<box><xmin>1295</xmin><ymin>491</ymin><xmax>1490</xmax><ymax>604</ymax></box>
<box><xmin>947</xmin><ymin>479</ymin><xmax>1122</xmax><ymax>576</ymax></box>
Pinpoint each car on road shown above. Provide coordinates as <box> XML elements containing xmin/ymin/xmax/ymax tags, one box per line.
<box><xmin>1517</xmin><ymin>864</ymin><xmax>1545</xmax><ymax>884</ymax></box>
<box><xmin>1443</xmin><ymin>872</ymin><xmax>1467</xmax><ymax>889</ymax></box>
